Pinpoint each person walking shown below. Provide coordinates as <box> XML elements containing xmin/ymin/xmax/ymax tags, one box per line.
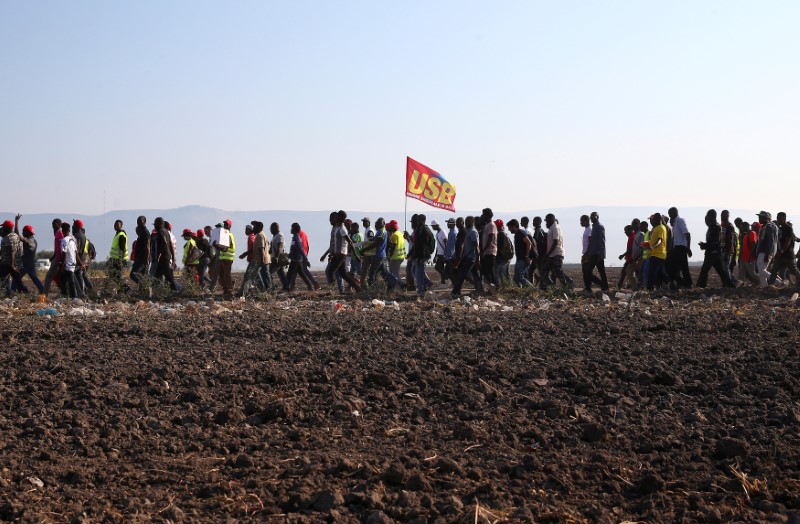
<box><xmin>386</xmin><ymin>220</ymin><xmax>406</xmax><ymax>290</ymax></box>
<box><xmin>182</xmin><ymin>229</ymin><xmax>201</xmax><ymax>285</ymax></box>
<box><xmin>0</xmin><ymin>219</ymin><xmax>25</xmax><ymax>296</ymax></box>
<box><xmin>736</xmin><ymin>221</ymin><xmax>760</xmax><ymax>286</ymax></box>
<box><xmin>153</xmin><ymin>217</ymin><xmax>180</xmax><ymax>292</ymax></box>
<box><xmin>507</xmin><ymin>219</ymin><xmax>533</xmax><ymax>287</ymax></box>
<box><xmin>42</xmin><ymin>218</ymin><xmax>64</xmax><ymax>298</ymax></box>
<box><xmin>480</xmin><ymin>208</ymin><xmax>498</xmax><ymax>289</ymax></box>
<box><xmin>12</xmin><ymin>216</ymin><xmax>45</xmax><ymax>296</ymax></box>
<box><xmin>432</xmin><ymin>220</ymin><xmax>448</xmax><ymax>285</ymax></box>
<box><xmin>541</xmin><ymin>214</ymin><xmax>573</xmax><ymax>289</ymax></box>
<box><xmin>321</xmin><ymin>210</ymin><xmax>361</xmax><ymax>293</ymax></box>
<box><xmin>359</xmin><ymin>217</ymin><xmax>376</xmax><ymax>286</ymax></box>
<box><xmin>451</xmin><ymin>215</ymin><xmax>483</xmax><ymax>296</ymax></box>
<box><xmin>286</xmin><ymin>223</ymin><xmax>317</xmax><ymax>291</ymax></box>
<box><xmin>583</xmin><ymin>212</ymin><xmax>609</xmax><ymax>292</ymax></box>
<box><xmin>107</xmin><ymin>220</ymin><xmax>129</xmax><ymax>293</ymax></box>
<box><xmin>696</xmin><ymin>209</ymin><xmax>735</xmax><ymax>288</ymax></box>
<box><xmin>668</xmin><ymin>207</ymin><xmax>692</xmax><ymax>288</ymax></box>
<box><xmin>130</xmin><ymin>215</ymin><xmax>151</xmax><ymax>294</ymax></box>
<box><xmin>767</xmin><ymin>212</ymin><xmax>800</xmax><ymax>286</ymax></box>
<box><xmin>214</xmin><ymin>219</ymin><xmax>236</xmax><ymax>296</ymax></box>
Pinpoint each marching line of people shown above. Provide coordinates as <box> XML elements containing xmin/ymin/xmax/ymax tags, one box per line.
<box><xmin>1</xmin><ymin>207</ymin><xmax>798</xmax><ymax>301</ymax></box>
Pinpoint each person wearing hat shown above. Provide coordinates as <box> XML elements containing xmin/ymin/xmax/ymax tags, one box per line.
<box><xmin>181</xmin><ymin>228</ymin><xmax>201</xmax><ymax>284</ymax></box>
<box><xmin>696</xmin><ymin>209</ymin><xmax>734</xmax><ymax>288</ymax></box>
<box><xmin>69</xmin><ymin>220</ymin><xmax>90</xmax><ymax>299</ymax></box>
<box><xmin>194</xmin><ymin>228</ymin><xmax>212</xmax><ymax>288</ymax></box>
<box><xmin>431</xmin><ymin>219</ymin><xmax>448</xmax><ymax>285</ymax></box>
<box><xmin>386</xmin><ymin>219</ymin><xmax>406</xmax><ymax>289</ymax></box>
<box><xmin>12</xmin><ymin>215</ymin><xmax>45</xmax><ymax>296</ymax></box>
<box><xmin>212</xmin><ymin>219</ymin><xmax>236</xmax><ymax>296</ymax></box>
<box><xmin>364</xmin><ymin>217</ymin><xmax>398</xmax><ymax>289</ymax></box>
<box><xmin>754</xmin><ymin>211</ymin><xmax>778</xmax><ymax>288</ymax></box>
<box><xmin>0</xmin><ymin>218</ymin><xmax>25</xmax><ymax>296</ymax></box>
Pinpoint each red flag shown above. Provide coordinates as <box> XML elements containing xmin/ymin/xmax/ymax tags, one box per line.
<box><xmin>405</xmin><ymin>157</ymin><xmax>457</xmax><ymax>212</ymax></box>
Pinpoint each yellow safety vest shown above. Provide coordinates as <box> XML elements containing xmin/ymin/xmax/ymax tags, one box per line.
<box><xmin>218</xmin><ymin>231</ymin><xmax>236</xmax><ymax>261</ymax></box>
<box><xmin>183</xmin><ymin>238</ymin><xmax>198</xmax><ymax>266</ymax></box>
<box><xmin>389</xmin><ymin>231</ymin><xmax>406</xmax><ymax>261</ymax></box>
<box><xmin>642</xmin><ymin>231</ymin><xmax>651</xmax><ymax>260</ymax></box>
<box><xmin>109</xmin><ymin>231</ymin><xmax>128</xmax><ymax>260</ymax></box>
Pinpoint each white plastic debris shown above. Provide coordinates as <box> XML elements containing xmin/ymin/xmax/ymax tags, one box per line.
<box><xmin>791</xmin><ymin>293</ymin><xmax>798</xmax><ymax>303</ymax></box>
<box><xmin>27</xmin><ymin>476</ymin><xmax>44</xmax><ymax>489</ymax></box>
<box><xmin>371</xmin><ymin>299</ymin><xmax>385</xmax><ymax>309</ymax></box>
<box><xmin>615</xmin><ymin>292</ymin><xmax>631</xmax><ymax>301</ymax></box>
<box><xmin>602</xmin><ymin>293</ymin><xmax>610</xmax><ymax>302</ymax></box>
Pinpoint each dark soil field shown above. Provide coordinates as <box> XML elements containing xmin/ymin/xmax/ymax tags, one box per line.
<box><xmin>1</xmin><ymin>272</ymin><xmax>799</xmax><ymax>523</ymax></box>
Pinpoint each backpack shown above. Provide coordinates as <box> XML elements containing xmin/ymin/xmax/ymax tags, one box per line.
<box><xmin>87</xmin><ymin>240</ymin><xmax>97</xmax><ymax>261</ymax></box>
<box><xmin>498</xmin><ymin>232</ymin><xmax>514</xmax><ymax>261</ymax></box>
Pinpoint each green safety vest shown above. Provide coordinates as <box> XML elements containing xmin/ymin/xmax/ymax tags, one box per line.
<box><xmin>642</xmin><ymin>231</ymin><xmax>651</xmax><ymax>260</ymax></box>
<box><xmin>218</xmin><ymin>231</ymin><xmax>236</xmax><ymax>261</ymax></box>
<box><xmin>109</xmin><ymin>231</ymin><xmax>128</xmax><ymax>260</ymax></box>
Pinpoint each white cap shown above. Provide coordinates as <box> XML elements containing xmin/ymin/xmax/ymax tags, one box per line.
<box><xmin>431</xmin><ymin>220</ymin><xmax>439</xmax><ymax>226</ymax></box>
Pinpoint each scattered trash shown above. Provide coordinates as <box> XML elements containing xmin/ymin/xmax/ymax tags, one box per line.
<box><xmin>371</xmin><ymin>299</ymin><xmax>385</xmax><ymax>309</ymax></box>
<box><xmin>27</xmin><ymin>476</ymin><xmax>44</xmax><ymax>489</ymax></box>
<box><xmin>602</xmin><ymin>293</ymin><xmax>610</xmax><ymax>302</ymax></box>
<box><xmin>68</xmin><ymin>307</ymin><xmax>105</xmax><ymax>317</ymax></box>
<box><xmin>791</xmin><ymin>293</ymin><xmax>798</xmax><ymax>303</ymax></box>
<box><xmin>36</xmin><ymin>308</ymin><xmax>58</xmax><ymax>316</ymax></box>
<box><xmin>616</xmin><ymin>292</ymin><xmax>631</xmax><ymax>301</ymax></box>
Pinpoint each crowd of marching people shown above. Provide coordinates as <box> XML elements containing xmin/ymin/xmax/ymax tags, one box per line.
<box><xmin>1</xmin><ymin>207</ymin><xmax>798</xmax><ymax>301</ymax></box>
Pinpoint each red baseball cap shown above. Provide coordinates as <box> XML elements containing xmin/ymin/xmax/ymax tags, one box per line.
<box><xmin>73</xmin><ymin>219</ymin><xmax>84</xmax><ymax>229</ymax></box>
<box><xmin>387</xmin><ymin>220</ymin><xmax>399</xmax><ymax>229</ymax></box>
<box><xmin>1</xmin><ymin>220</ymin><xmax>13</xmax><ymax>229</ymax></box>
<box><xmin>196</xmin><ymin>229</ymin><xmax>204</xmax><ymax>238</ymax></box>
<box><xmin>23</xmin><ymin>225</ymin><xmax>35</xmax><ymax>235</ymax></box>
<box><xmin>182</xmin><ymin>228</ymin><xmax>194</xmax><ymax>237</ymax></box>
<box><xmin>223</xmin><ymin>219</ymin><xmax>232</xmax><ymax>227</ymax></box>
<box><xmin>494</xmin><ymin>219</ymin><xmax>504</xmax><ymax>228</ymax></box>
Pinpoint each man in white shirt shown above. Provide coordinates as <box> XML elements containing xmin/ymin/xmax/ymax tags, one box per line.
<box><xmin>668</xmin><ymin>207</ymin><xmax>692</xmax><ymax>288</ymax></box>
<box><xmin>431</xmin><ymin>220</ymin><xmax>448</xmax><ymax>285</ymax></box>
<box><xmin>542</xmin><ymin>213</ymin><xmax>573</xmax><ymax>289</ymax></box>
<box><xmin>59</xmin><ymin>222</ymin><xmax>79</xmax><ymax>298</ymax></box>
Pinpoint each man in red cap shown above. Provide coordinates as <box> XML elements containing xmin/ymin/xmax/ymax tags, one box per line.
<box><xmin>0</xmin><ymin>219</ymin><xmax>24</xmax><ymax>296</ymax></box>
<box><xmin>181</xmin><ymin>228</ymin><xmax>201</xmax><ymax>283</ymax></box>
<box><xmin>194</xmin><ymin>228</ymin><xmax>212</xmax><ymax>288</ymax></box>
<box><xmin>72</xmin><ymin>219</ymin><xmax>91</xmax><ymax>299</ymax></box>
<box><xmin>12</xmin><ymin>215</ymin><xmax>45</xmax><ymax>295</ymax></box>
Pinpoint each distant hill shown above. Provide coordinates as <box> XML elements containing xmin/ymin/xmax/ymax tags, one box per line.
<box><xmin>2</xmin><ymin>205</ymin><xmax>765</xmax><ymax>270</ymax></box>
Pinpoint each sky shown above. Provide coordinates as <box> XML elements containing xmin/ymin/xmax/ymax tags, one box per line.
<box><xmin>2</xmin><ymin>1</ymin><xmax>799</xmax><ymax>216</ymax></box>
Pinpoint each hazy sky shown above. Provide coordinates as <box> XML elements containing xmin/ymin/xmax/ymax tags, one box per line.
<box><xmin>2</xmin><ymin>1</ymin><xmax>799</xmax><ymax>216</ymax></box>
